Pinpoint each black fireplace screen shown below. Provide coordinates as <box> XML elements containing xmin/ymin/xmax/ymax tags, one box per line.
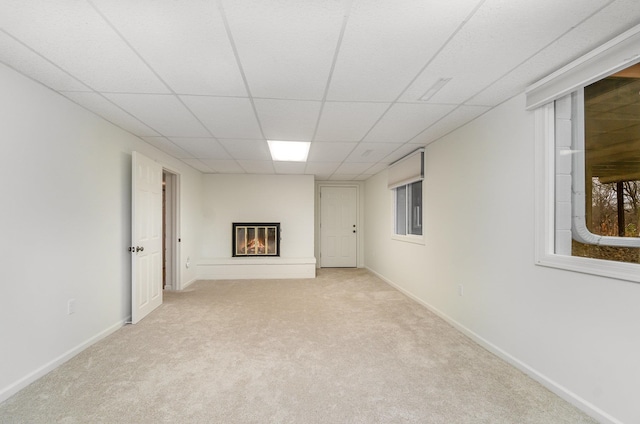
<box><xmin>232</xmin><ymin>222</ymin><xmax>280</xmax><ymax>257</ymax></box>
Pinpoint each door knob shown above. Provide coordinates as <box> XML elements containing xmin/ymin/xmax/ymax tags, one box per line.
<box><xmin>136</xmin><ymin>246</ymin><xmax>144</xmax><ymax>252</ymax></box>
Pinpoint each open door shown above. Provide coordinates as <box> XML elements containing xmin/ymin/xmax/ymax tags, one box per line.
<box><xmin>131</xmin><ymin>151</ymin><xmax>163</xmax><ymax>324</ymax></box>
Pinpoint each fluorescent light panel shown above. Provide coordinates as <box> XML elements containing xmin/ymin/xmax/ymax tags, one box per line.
<box><xmin>267</xmin><ymin>140</ymin><xmax>311</xmax><ymax>162</ymax></box>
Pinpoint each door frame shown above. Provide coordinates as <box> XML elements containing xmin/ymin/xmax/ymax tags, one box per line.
<box><xmin>162</xmin><ymin>167</ymin><xmax>181</xmax><ymax>291</ymax></box>
<box><xmin>315</xmin><ymin>182</ymin><xmax>363</xmax><ymax>268</ymax></box>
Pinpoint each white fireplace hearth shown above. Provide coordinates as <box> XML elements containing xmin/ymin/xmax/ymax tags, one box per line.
<box><xmin>197</xmin><ymin>221</ymin><xmax>315</xmax><ymax>279</ymax></box>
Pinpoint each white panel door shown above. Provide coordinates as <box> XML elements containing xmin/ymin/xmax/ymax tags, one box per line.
<box><xmin>320</xmin><ymin>186</ymin><xmax>357</xmax><ymax>267</ymax></box>
<box><xmin>131</xmin><ymin>152</ymin><xmax>163</xmax><ymax>324</ymax></box>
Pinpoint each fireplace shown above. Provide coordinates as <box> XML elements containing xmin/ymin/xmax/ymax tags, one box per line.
<box><xmin>233</xmin><ymin>222</ymin><xmax>280</xmax><ymax>257</ymax></box>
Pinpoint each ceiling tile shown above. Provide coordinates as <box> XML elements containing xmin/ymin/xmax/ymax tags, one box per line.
<box><xmin>4</xmin><ymin>0</ymin><xmax>640</xmax><ymax>182</ymax></box>
<box><xmin>180</xmin><ymin>96</ymin><xmax>263</xmax><ymax>139</ymax></box>
<box><xmin>361</xmin><ymin>162</ymin><xmax>388</xmax><ymax>177</ymax></box>
<box><xmin>345</xmin><ymin>142</ymin><xmax>402</xmax><ymax>163</ymax></box>
<box><xmin>168</xmin><ymin>137</ymin><xmax>231</xmax><ymax>159</ymax></box>
<box><xmin>180</xmin><ymin>158</ymin><xmax>215</xmax><ymax>173</ymax></box>
<box><xmin>400</xmin><ymin>0</ymin><xmax>613</xmax><ymax>104</ymax></box>
<box><xmin>0</xmin><ymin>1</ymin><xmax>169</xmax><ymax>93</ymax></box>
<box><xmin>329</xmin><ymin>174</ymin><xmax>358</xmax><ymax>181</ymax></box>
<box><xmin>464</xmin><ymin>74</ymin><xmax>530</xmax><ymax>107</ymax></box>
<box><xmin>237</xmin><ymin>160</ymin><xmax>275</xmax><ymax>174</ymax></box>
<box><xmin>105</xmin><ymin>93</ymin><xmax>210</xmax><ymax>137</ymax></box>
<box><xmin>327</xmin><ymin>0</ymin><xmax>482</xmax><ymax>101</ymax></box>
<box><xmin>200</xmin><ymin>159</ymin><xmax>245</xmax><ymax>173</ymax></box>
<box><xmin>141</xmin><ymin>136</ymin><xmax>192</xmax><ymax>158</ymax></box>
<box><xmin>304</xmin><ymin>162</ymin><xmax>341</xmax><ymax>178</ymax></box>
<box><xmin>467</xmin><ymin>0</ymin><xmax>640</xmax><ymax>106</ymax></box>
<box><xmin>273</xmin><ymin>162</ymin><xmax>307</xmax><ymax>174</ymax></box>
<box><xmin>409</xmin><ymin>105</ymin><xmax>490</xmax><ymax>145</ymax></box>
<box><xmin>353</xmin><ymin>174</ymin><xmax>373</xmax><ymax>181</ymax></box>
<box><xmin>221</xmin><ymin>0</ymin><xmax>346</xmax><ymax>100</ymax></box>
<box><xmin>363</xmin><ymin>103</ymin><xmax>456</xmax><ymax>143</ymax></box>
<box><xmin>254</xmin><ymin>99</ymin><xmax>321</xmax><ymax>140</ymax></box>
<box><xmin>91</xmin><ymin>0</ymin><xmax>247</xmax><ymax>96</ymax></box>
<box><xmin>0</xmin><ymin>32</ymin><xmax>91</xmax><ymax>92</ymax></box>
<box><xmin>335</xmin><ymin>162</ymin><xmax>376</xmax><ymax>175</ymax></box>
<box><xmin>62</xmin><ymin>92</ymin><xmax>158</xmax><ymax>137</ymax></box>
<box><xmin>219</xmin><ymin>139</ymin><xmax>271</xmax><ymax>161</ymax></box>
<box><xmin>314</xmin><ymin>101</ymin><xmax>390</xmax><ymax>141</ymax></box>
<box><xmin>307</xmin><ymin>142</ymin><xmax>356</xmax><ymax>162</ymax></box>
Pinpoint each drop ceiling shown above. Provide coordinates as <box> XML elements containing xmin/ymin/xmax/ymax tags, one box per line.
<box><xmin>1</xmin><ymin>0</ymin><xmax>639</xmax><ymax>180</ymax></box>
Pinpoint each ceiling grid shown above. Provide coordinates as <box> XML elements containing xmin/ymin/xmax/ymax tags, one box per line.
<box><xmin>1</xmin><ymin>0</ymin><xmax>639</xmax><ymax>179</ymax></box>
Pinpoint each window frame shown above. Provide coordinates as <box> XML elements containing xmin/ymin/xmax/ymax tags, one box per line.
<box><xmin>569</xmin><ymin>88</ymin><xmax>640</xmax><ymax>248</ymax></box>
<box><xmin>392</xmin><ymin>180</ymin><xmax>425</xmax><ymax>244</ymax></box>
<box><xmin>531</xmin><ymin>23</ymin><xmax>640</xmax><ymax>283</ymax></box>
<box><xmin>535</xmin><ymin>102</ymin><xmax>640</xmax><ymax>283</ymax></box>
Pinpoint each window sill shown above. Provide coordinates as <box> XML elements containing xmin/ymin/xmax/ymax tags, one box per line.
<box><xmin>391</xmin><ymin>234</ymin><xmax>425</xmax><ymax>245</ymax></box>
<box><xmin>535</xmin><ymin>252</ymin><xmax>640</xmax><ymax>284</ymax></box>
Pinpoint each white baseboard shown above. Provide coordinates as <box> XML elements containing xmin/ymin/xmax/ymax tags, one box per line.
<box><xmin>181</xmin><ymin>277</ymin><xmax>198</xmax><ymax>289</ymax></box>
<box><xmin>0</xmin><ymin>319</ymin><xmax>127</xmax><ymax>404</ymax></box>
<box><xmin>365</xmin><ymin>266</ymin><xmax>623</xmax><ymax>424</ymax></box>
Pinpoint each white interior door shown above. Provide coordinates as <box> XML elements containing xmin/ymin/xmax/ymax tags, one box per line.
<box><xmin>320</xmin><ymin>186</ymin><xmax>357</xmax><ymax>267</ymax></box>
<box><xmin>131</xmin><ymin>151</ymin><xmax>163</xmax><ymax>324</ymax></box>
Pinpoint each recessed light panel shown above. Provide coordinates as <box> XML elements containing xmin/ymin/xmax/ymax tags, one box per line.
<box><xmin>267</xmin><ymin>140</ymin><xmax>311</xmax><ymax>162</ymax></box>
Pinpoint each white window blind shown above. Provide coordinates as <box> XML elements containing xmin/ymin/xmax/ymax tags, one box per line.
<box><xmin>525</xmin><ymin>23</ymin><xmax>640</xmax><ymax>110</ymax></box>
<box><xmin>388</xmin><ymin>148</ymin><xmax>424</xmax><ymax>189</ymax></box>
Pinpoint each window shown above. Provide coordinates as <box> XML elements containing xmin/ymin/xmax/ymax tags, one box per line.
<box><xmin>388</xmin><ymin>148</ymin><xmax>424</xmax><ymax>240</ymax></box>
<box><xmin>394</xmin><ymin>180</ymin><xmax>422</xmax><ymax>236</ymax></box>
<box><xmin>530</xmin><ymin>24</ymin><xmax>640</xmax><ymax>282</ymax></box>
<box><xmin>572</xmin><ymin>70</ymin><xmax>640</xmax><ymax>263</ymax></box>
<box><xmin>554</xmin><ymin>82</ymin><xmax>640</xmax><ymax>265</ymax></box>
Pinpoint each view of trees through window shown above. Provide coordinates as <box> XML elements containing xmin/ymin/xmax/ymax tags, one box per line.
<box><xmin>590</xmin><ymin>179</ymin><xmax>639</xmax><ymax>237</ymax></box>
<box><xmin>573</xmin><ymin>179</ymin><xmax>640</xmax><ymax>263</ymax></box>
<box><xmin>571</xmin><ymin>64</ymin><xmax>640</xmax><ymax>264</ymax></box>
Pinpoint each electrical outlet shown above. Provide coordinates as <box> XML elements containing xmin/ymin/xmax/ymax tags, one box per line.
<box><xmin>67</xmin><ymin>299</ymin><xmax>76</xmax><ymax>315</ymax></box>
<box><xmin>458</xmin><ymin>284</ymin><xmax>464</xmax><ymax>297</ymax></box>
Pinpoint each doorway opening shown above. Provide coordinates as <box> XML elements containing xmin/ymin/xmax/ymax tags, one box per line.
<box><xmin>162</xmin><ymin>170</ymin><xmax>179</xmax><ymax>290</ymax></box>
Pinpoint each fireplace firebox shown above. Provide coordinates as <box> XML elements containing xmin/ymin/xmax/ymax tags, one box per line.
<box><xmin>232</xmin><ymin>222</ymin><xmax>280</xmax><ymax>257</ymax></box>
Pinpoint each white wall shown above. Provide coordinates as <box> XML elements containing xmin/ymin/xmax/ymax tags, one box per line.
<box><xmin>364</xmin><ymin>94</ymin><xmax>640</xmax><ymax>424</ymax></box>
<box><xmin>198</xmin><ymin>174</ymin><xmax>316</xmax><ymax>278</ymax></box>
<box><xmin>0</xmin><ymin>64</ymin><xmax>203</xmax><ymax>401</ymax></box>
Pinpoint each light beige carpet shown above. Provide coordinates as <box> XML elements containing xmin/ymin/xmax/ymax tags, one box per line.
<box><xmin>0</xmin><ymin>269</ymin><xmax>597</xmax><ymax>423</ymax></box>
